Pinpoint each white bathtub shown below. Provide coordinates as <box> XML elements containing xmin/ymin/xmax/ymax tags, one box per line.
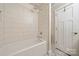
<box><xmin>0</xmin><ymin>39</ymin><xmax>47</xmax><ymax>56</ymax></box>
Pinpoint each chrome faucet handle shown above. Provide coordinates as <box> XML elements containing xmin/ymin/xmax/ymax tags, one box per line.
<box><xmin>40</xmin><ymin>32</ymin><xmax>42</xmax><ymax>35</ymax></box>
<box><xmin>0</xmin><ymin>10</ymin><xmax>2</xmax><ymax>13</ymax></box>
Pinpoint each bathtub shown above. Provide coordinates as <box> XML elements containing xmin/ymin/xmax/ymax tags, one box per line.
<box><xmin>0</xmin><ymin>39</ymin><xmax>47</xmax><ymax>56</ymax></box>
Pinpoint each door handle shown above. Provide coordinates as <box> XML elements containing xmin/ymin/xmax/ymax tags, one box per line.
<box><xmin>74</xmin><ymin>32</ymin><xmax>78</xmax><ymax>35</ymax></box>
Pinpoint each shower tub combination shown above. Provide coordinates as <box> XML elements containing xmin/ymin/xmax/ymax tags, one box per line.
<box><xmin>0</xmin><ymin>39</ymin><xmax>47</xmax><ymax>56</ymax></box>
<box><xmin>0</xmin><ymin>4</ymin><xmax>48</xmax><ymax>56</ymax></box>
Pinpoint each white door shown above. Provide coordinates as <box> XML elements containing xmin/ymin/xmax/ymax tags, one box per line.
<box><xmin>55</xmin><ymin>4</ymin><xmax>73</xmax><ymax>53</ymax></box>
<box><xmin>63</xmin><ymin>20</ymin><xmax>73</xmax><ymax>52</ymax></box>
<box><xmin>55</xmin><ymin>8</ymin><xmax>64</xmax><ymax>50</ymax></box>
<box><xmin>63</xmin><ymin>5</ymin><xmax>73</xmax><ymax>52</ymax></box>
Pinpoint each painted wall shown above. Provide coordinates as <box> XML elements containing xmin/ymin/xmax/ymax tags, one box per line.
<box><xmin>38</xmin><ymin>4</ymin><xmax>49</xmax><ymax>41</ymax></box>
<box><xmin>53</xmin><ymin>3</ymin><xmax>66</xmax><ymax>9</ymax></box>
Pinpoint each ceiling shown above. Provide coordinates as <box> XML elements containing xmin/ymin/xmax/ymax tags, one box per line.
<box><xmin>30</xmin><ymin>3</ymin><xmax>49</xmax><ymax>9</ymax></box>
<box><xmin>30</xmin><ymin>3</ymin><xmax>65</xmax><ymax>9</ymax></box>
